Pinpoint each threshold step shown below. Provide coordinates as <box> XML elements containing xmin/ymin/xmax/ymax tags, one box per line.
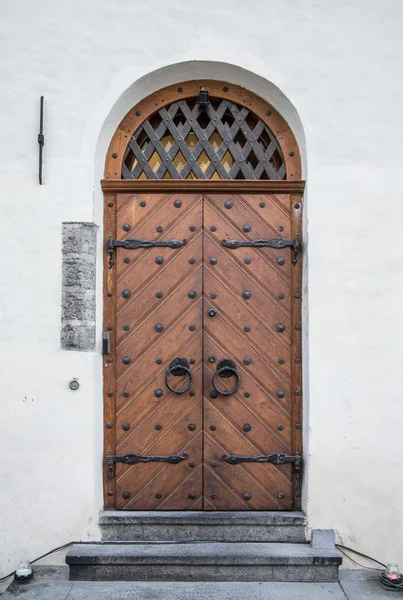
<box><xmin>99</xmin><ymin>510</ymin><xmax>308</xmax><ymax>542</ymax></box>
<box><xmin>66</xmin><ymin>541</ymin><xmax>341</xmax><ymax>582</ymax></box>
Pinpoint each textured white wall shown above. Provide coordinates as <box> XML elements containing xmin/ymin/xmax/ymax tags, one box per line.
<box><xmin>0</xmin><ymin>0</ymin><xmax>402</xmax><ymax>578</ymax></box>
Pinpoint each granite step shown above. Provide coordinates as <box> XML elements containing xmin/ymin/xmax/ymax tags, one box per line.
<box><xmin>99</xmin><ymin>511</ymin><xmax>308</xmax><ymax>542</ymax></box>
<box><xmin>66</xmin><ymin>538</ymin><xmax>342</xmax><ymax>582</ymax></box>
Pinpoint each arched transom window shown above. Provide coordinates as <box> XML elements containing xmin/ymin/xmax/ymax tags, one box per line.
<box><xmin>122</xmin><ymin>97</ymin><xmax>286</xmax><ymax>180</ymax></box>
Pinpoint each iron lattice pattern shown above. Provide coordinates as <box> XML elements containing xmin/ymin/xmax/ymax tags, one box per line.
<box><xmin>122</xmin><ymin>98</ymin><xmax>286</xmax><ymax>180</ymax></box>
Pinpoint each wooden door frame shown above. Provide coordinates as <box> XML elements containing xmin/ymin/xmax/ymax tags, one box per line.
<box><xmin>101</xmin><ymin>79</ymin><xmax>305</xmax><ymax>510</ymax></box>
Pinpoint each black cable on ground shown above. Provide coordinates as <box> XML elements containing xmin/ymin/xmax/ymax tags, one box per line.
<box><xmin>379</xmin><ymin>572</ymin><xmax>403</xmax><ymax>592</ymax></box>
<box><xmin>335</xmin><ymin>543</ymin><xmax>386</xmax><ymax>570</ymax></box>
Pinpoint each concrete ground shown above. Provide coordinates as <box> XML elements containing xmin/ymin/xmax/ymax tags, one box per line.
<box><xmin>0</xmin><ymin>567</ymin><xmax>395</xmax><ymax>599</ymax></box>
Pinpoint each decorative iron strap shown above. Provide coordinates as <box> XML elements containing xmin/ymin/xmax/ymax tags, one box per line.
<box><xmin>122</xmin><ymin>98</ymin><xmax>286</xmax><ymax>181</ymax></box>
<box><xmin>108</xmin><ymin>235</ymin><xmax>186</xmax><ymax>267</ymax></box>
<box><xmin>221</xmin><ymin>235</ymin><xmax>300</xmax><ymax>265</ymax></box>
<box><xmin>222</xmin><ymin>452</ymin><xmax>301</xmax><ymax>467</ymax></box>
<box><xmin>107</xmin><ymin>451</ymin><xmax>188</xmax><ymax>480</ymax></box>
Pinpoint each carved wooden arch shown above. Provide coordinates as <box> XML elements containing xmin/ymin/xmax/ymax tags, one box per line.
<box><xmin>103</xmin><ymin>80</ymin><xmax>303</xmax><ymax>181</ymax></box>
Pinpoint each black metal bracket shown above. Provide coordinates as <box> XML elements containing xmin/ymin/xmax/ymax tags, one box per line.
<box><xmin>221</xmin><ymin>235</ymin><xmax>300</xmax><ymax>265</ymax></box>
<box><xmin>107</xmin><ymin>451</ymin><xmax>188</xmax><ymax>480</ymax></box>
<box><xmin>108</xmin><ymin>236</ymin><xmax>186</xmax><ymax>267</ymax></box>
<box><xmin>38</xmin><ymin>96</ymin><xmax>44</xmax><ymax>185</ymax></box>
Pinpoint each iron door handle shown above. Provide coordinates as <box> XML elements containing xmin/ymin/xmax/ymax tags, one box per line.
<box><xmin>212</xmin><ymin>359</ymin><xmax>241</xmax><ymax>396</ymax></box>
<box><xmin>165</xmin><ymin>358</ymin><xmax>194</xmax><ymax>395</ymax></box>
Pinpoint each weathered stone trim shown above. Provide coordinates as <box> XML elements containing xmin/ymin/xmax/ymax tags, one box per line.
<box><xmin>61</xmin><ymin>223</ymin><xmax>97</xmax><ymax>351</ymax></box>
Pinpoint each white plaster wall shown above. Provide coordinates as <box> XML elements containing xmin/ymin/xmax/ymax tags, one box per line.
<box><xmin>0</xmin><ymin>0</ymin><xmax>403</xmax><ymax>578</ymax></box>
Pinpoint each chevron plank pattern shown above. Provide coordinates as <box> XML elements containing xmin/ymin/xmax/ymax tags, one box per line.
<box><xmin>109</xmin><ymin>192</ymin><xmax>300</xmax><ymax>510</ymax></box>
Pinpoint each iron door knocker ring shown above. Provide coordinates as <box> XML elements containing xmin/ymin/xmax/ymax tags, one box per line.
<box><xmin>165</xmin><ymin>358</ymin><xmax>194</xmax><ymax>394</ymax></box>
<box><xmin>212</xmin><ymin>359</ymin><xmax>241</xmax><ymax>396</ymax></box>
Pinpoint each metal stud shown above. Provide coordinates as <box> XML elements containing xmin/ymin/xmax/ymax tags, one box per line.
<box><xmin>259</xmin><ymin>201</ymin><xmax>266</xmax><ymax>208</ymax></box>
<box><xmin>188</xmin><ymin>423</ymin><xmax>196</xmax><ymax>431</ymax></box>
<box><xmin>188</xmin><ymin>492</ymin><xmax>197</xmax><ymax>500</ymax></box>
<box><xmin>242</xmin><ymin>290</ymin><xmax>251</xmax><ymax>300</ymax></box>
<box><xmin>122</xmin><ymin>356</ymin><xmax>131</xmax><ymax>365</ymax></box>
<box><xmin>189</xmin><ymin>258</ymin><xmax>196</xmax><ymax>264</ymax></box>
<box><xmin>107</xmin><ymin>358</ymin><xmax>113</xmax><ymax>363</ymax></box>
<box><xmin>278</xmin><ymin>358</ymin><xmax>285</xmax><ymax>365</ymax></box>
<box><xmin>278</xmin><ymin>293</ymin><xmax>285</xmax><ymax>299</ymax></box>
<box><xmin>178</xmin><ymin>87</ymin><xmax>183</xmax><ymax>93</ymax></box>
<box><xmin>123</xmin><ymin>391</ymin><xmax>129</xmax><ymax>398</ymax></box>
<box><xmin>174</xmin><ymin>199</ymin><xmax>182</xmax><ymax>208</ymax></box>
<box><xmin>107</xmin><ymin>491</ymin><xmax>113</xmax><ymax>496</ymax></box>
<box><xmin>155</xmin><ymin>256</ymin><xmax>164</xmax><ymax>265</ymax></box>
<box><xmin>277</xmin><ymin>258</ymin><xmax>286</xmax><ymax>266</ymax></box>
<box><xmin>210</xmin><ymin>225</ymin><xmax>217</xmax><ymax>232</ymax></box>
<box><xmin>243</xmin><ymin>423</ymin><xmax>252</xmax><ymax>432</ymax></box>
<box><xmin>224</xmin><ymin>200</ymin><xmax>233</xmax><ymax>209</ymax></box>
<box><xmin>295</xmin><ymin>323</ymin><xmax>301</xmax><ymax>331</ymax></box>
<box><xmin>106</xmin><ymin>423</ymin><xmax>113</xmax><ymax>429</ymax></box>
<box><xmin>210</xmin><ymin>391</ymin><xmax>218</xmax><ymax>399</ymax></box>
<box><xmin>209</xmin><ymin>257</ymin><xmax>217</xmax><ymax>265</ymax></box>
<box><xmin>155</xmin><ymin>493</ymin><xmax>162</xmax><ymax>499</ymax></box>
<box><xmin>210</xmin><ymin>292</ymin><xmax>217</xmax><ymax>299</ymax></box>
<box><xmin>295</xmin><ymin>389</ymin><xmax>302</xmax><ymax>396</ymax></box>
<box><xmin>244</xmin><ymin>258</ymin><xmax>251</xmax><ymax>265</ymax></box>
<box><xmin>243</xmin><ymin>224</ymin><xmax>252</xmax><ymax>232</ymax></box>
<box><xmin>295</xmin><ymin>357</ymin><xmax>301</xmax><ymax>364</ymax></box>
<box><xmin>277</xmin><ymin>424</ymin><xmax>284</xmax><ymax>431</ymax></box>
<box><xmin>210</xmin><ymin>494</ymin><xmax>217</xmax><ymax>500</ymax></box>
<box><xmin>244</xmin><ymin>326</ymin><xmax>251</xmax><ymax>332</ymax></box>
<box><xmin>189</xmin><ymin>225</ymin><xmax>196</xmax><ymax>231</ymax></box>
<box><xmin>154</xmin><ymin>389</ymin><xmax>163</xmax><ymax>398</ymax></box>
<box><xmin>243</xmin><ymin>357</ymin><xmax>252</xmax><ymax>365</ymax></box>
<box><xmin>156</xmin><ymin>292</ymin><xmax>163</xmax><ymax>298</ymax></box>
<box><xmin>210</xmin><ymin>425</ymin><xmax>216</xmax><ymax>431</ymax></box>
<box><xmin>122</xmin><ymin>492</ymin><xmax>131</xmax><ymax>499</ymax></box>
<box><xmin>124</xmin><ymin>257</ymin><xmax>130</xmax><ymax>264</ymax></box>
<box><xmin>278</xmin><ymin>225</ymin><xmax>284</xmax><ymax>232</ymax></box>
<box><xmin>189</xmin><ymin>324</ymin><xmax>196</xmax><ymax>331</ymax></box>
<box><xmin>107</xmin><ymin>392</ymin><xmax>113</xmax><ymax>397</ymax></box>
<box><xmin>278</xmin><ymin>492</ymin><xmax>285</xmax><ymax>499</ymax></box>
<box><xmin>189</xmin><ymin>462</ymin><xmax>195</xmax><ymax>468</ymax></box>
<box><xmin>277</xmin><ymin>390</ymin><xmax>286</xmax><ymax>398</ymax></box>
<box><xmin>189</xmin><ymin>390</ymin><xmax>195</xmax><ymax>396</ymax></box>
<box><xmin>155</xmin><ymin>424</ymin><xmax>162</xmax><ymax>431</ymax></box>
<box><xmin>190</xmin><ymin>359</ymin><xmax>196</xmax><ymax>364</ymax></box>
<box><xmin>244</xmin><ymin>391</ymin><xmax>251</xmax><ymax>398</ymax></box>
<box><xmin>276</xmin><ymin>323</ymin><xmax>286</xmax><ymax>333</ymax></box>
<box><xmin>135</xmin><ymin>110</ymin><xmax>141</xmax><ymax>116</ymax></box>
<box><xmin>122</xmin><ymin>422</ymin><xmax>130</xmax><ymax>431</ymax></box>
<box><xmin>156</xmin><ymin>358</ymin><xmax>162</xmax><ymax>364</ymax></box>
<box><xmin>294</xmin><ymin>203</ymin><xmax>301</xmax><ymax>209</ymax></box>
<box><xmin>122</xmin><ymin>223</ymin><xmax>131</xmax><ymax>232</ymax></box>
<box><xmin>122</xmin><ymin>289</ymin><xmax>131</xmax><ymax>299</ymax></box>
<box><xmin>243</xmin><ymin>492</ymin><xmax>252</xmax><ymax>501</ymax></box>
<box><xmin>123</xmin><ymin>325</ymin><xmax>130</xmax><ymax>332</ymax></box>
<box><xmin>295</xmin><ymin>292</ymin><xmax>302</xmax><ymax>299</ymax></box>
<box><xmin>211</xmin><ymin>462</ymin><xmax>217</xmax><ymax>468</ymax></box>
<box><xmin>107</xmin><ymin>326</ymin><xmax>113</xmax><ymax>331</ymax></box>
<box><xmin>289</xmin><ymin>151</ymin><xmax>295</xmax><ymax>157</ymax></box>
<box><xmin>140</xmin><ymin>201</ymin><xmax>146</xmax><ymax>207</ymax></box>
<box><xmin>107</xmin><ymin>292</ymin><xmax>113</xmax><ymax>297</ymax></box>
<box><xmin>295</xmin><ymin>423</ymin><xmax>302</xmax><ymax>429</ymax></box>
<box><xmin>156</xmin><ymin>225</ymin><xmax>163</xmax><ymax>232</ymax></box>
<box><xmin>208</xmin><ymin>355</ymin><xmax>216</xmax><ymax>363</ymax></box>
<box><xmin>155</xmin><ymin>323</ymin><xmax>164</xmax><ymax>332</ymax></box>
<box><xmin>188</xmin><ymin>290</ymin><xmax>197</xmax><ymax>299</ymax></box>
<box><xmin>108</xmin><ymin>202</ymin><xmax>114</xmax><ymax>207</ymax></box>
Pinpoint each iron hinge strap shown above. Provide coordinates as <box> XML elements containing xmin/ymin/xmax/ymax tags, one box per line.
<box><xmin>221</xmin><ymin>235</ymin><xmax>300</xmax><ymax>265</ymax></box>
<box><xmin>107</xmin><ymin>236</ymin><xmax>187</xmax><ymax>268</ymax></box>
<box><xmin>222</xmin><ymin>452</ymin><xmax>302</xmax><ymax>468</ymax></box>
<box><xmin>107</xmin><ymin>451</ymin><xmax>188</xmax><ymax>480</ymax></box>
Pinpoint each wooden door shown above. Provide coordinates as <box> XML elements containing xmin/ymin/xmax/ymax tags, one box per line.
<box><xmin>104</xmin><ymin>185</ymin><xmax>303</xmax><ymax>510</ymax></box>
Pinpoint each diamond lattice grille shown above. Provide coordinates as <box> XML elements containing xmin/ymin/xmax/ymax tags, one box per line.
<box><xmin>122</xmin><ymin>98</ymin><xmax>286</xmax><ymax>180</ymax></box>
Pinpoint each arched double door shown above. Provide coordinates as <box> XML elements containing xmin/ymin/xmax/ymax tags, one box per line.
<box><xmin>102</xmin><ymin>81</ymin><xmax>305</xmax><ymax>511</ymax></box>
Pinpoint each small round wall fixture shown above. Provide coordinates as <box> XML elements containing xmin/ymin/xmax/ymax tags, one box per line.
<box><xmin>69</xmin><ymin>378</ymin><xmax>79</xmax><ymax>391</ymax></box>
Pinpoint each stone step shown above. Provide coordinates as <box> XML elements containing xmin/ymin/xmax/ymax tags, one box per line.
<box><xmin>99</xmin><ymin>510</ymin><xmax>308</xmax><ymax>542</ymax></box>
<box><xmin>66</xmin><ymin>540</ymin><xmax>342</xmax><ymax>582</ymax></box>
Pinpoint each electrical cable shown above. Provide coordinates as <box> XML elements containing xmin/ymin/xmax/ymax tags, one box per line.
<box><xmin>379</xmin><ymin>572</ymin><xmax>403</xmax><ymax>592</ymax></box>
<box><xmin>335</xmin><ymin>544</ymin><xmax>386</xmax><ymax>570</ymax></box>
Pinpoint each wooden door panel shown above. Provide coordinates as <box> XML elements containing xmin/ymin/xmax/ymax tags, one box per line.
<box><xmin>106</xmin><ymin>189</ymin><xmax>302</xmax><ymax>510</ymax></box>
